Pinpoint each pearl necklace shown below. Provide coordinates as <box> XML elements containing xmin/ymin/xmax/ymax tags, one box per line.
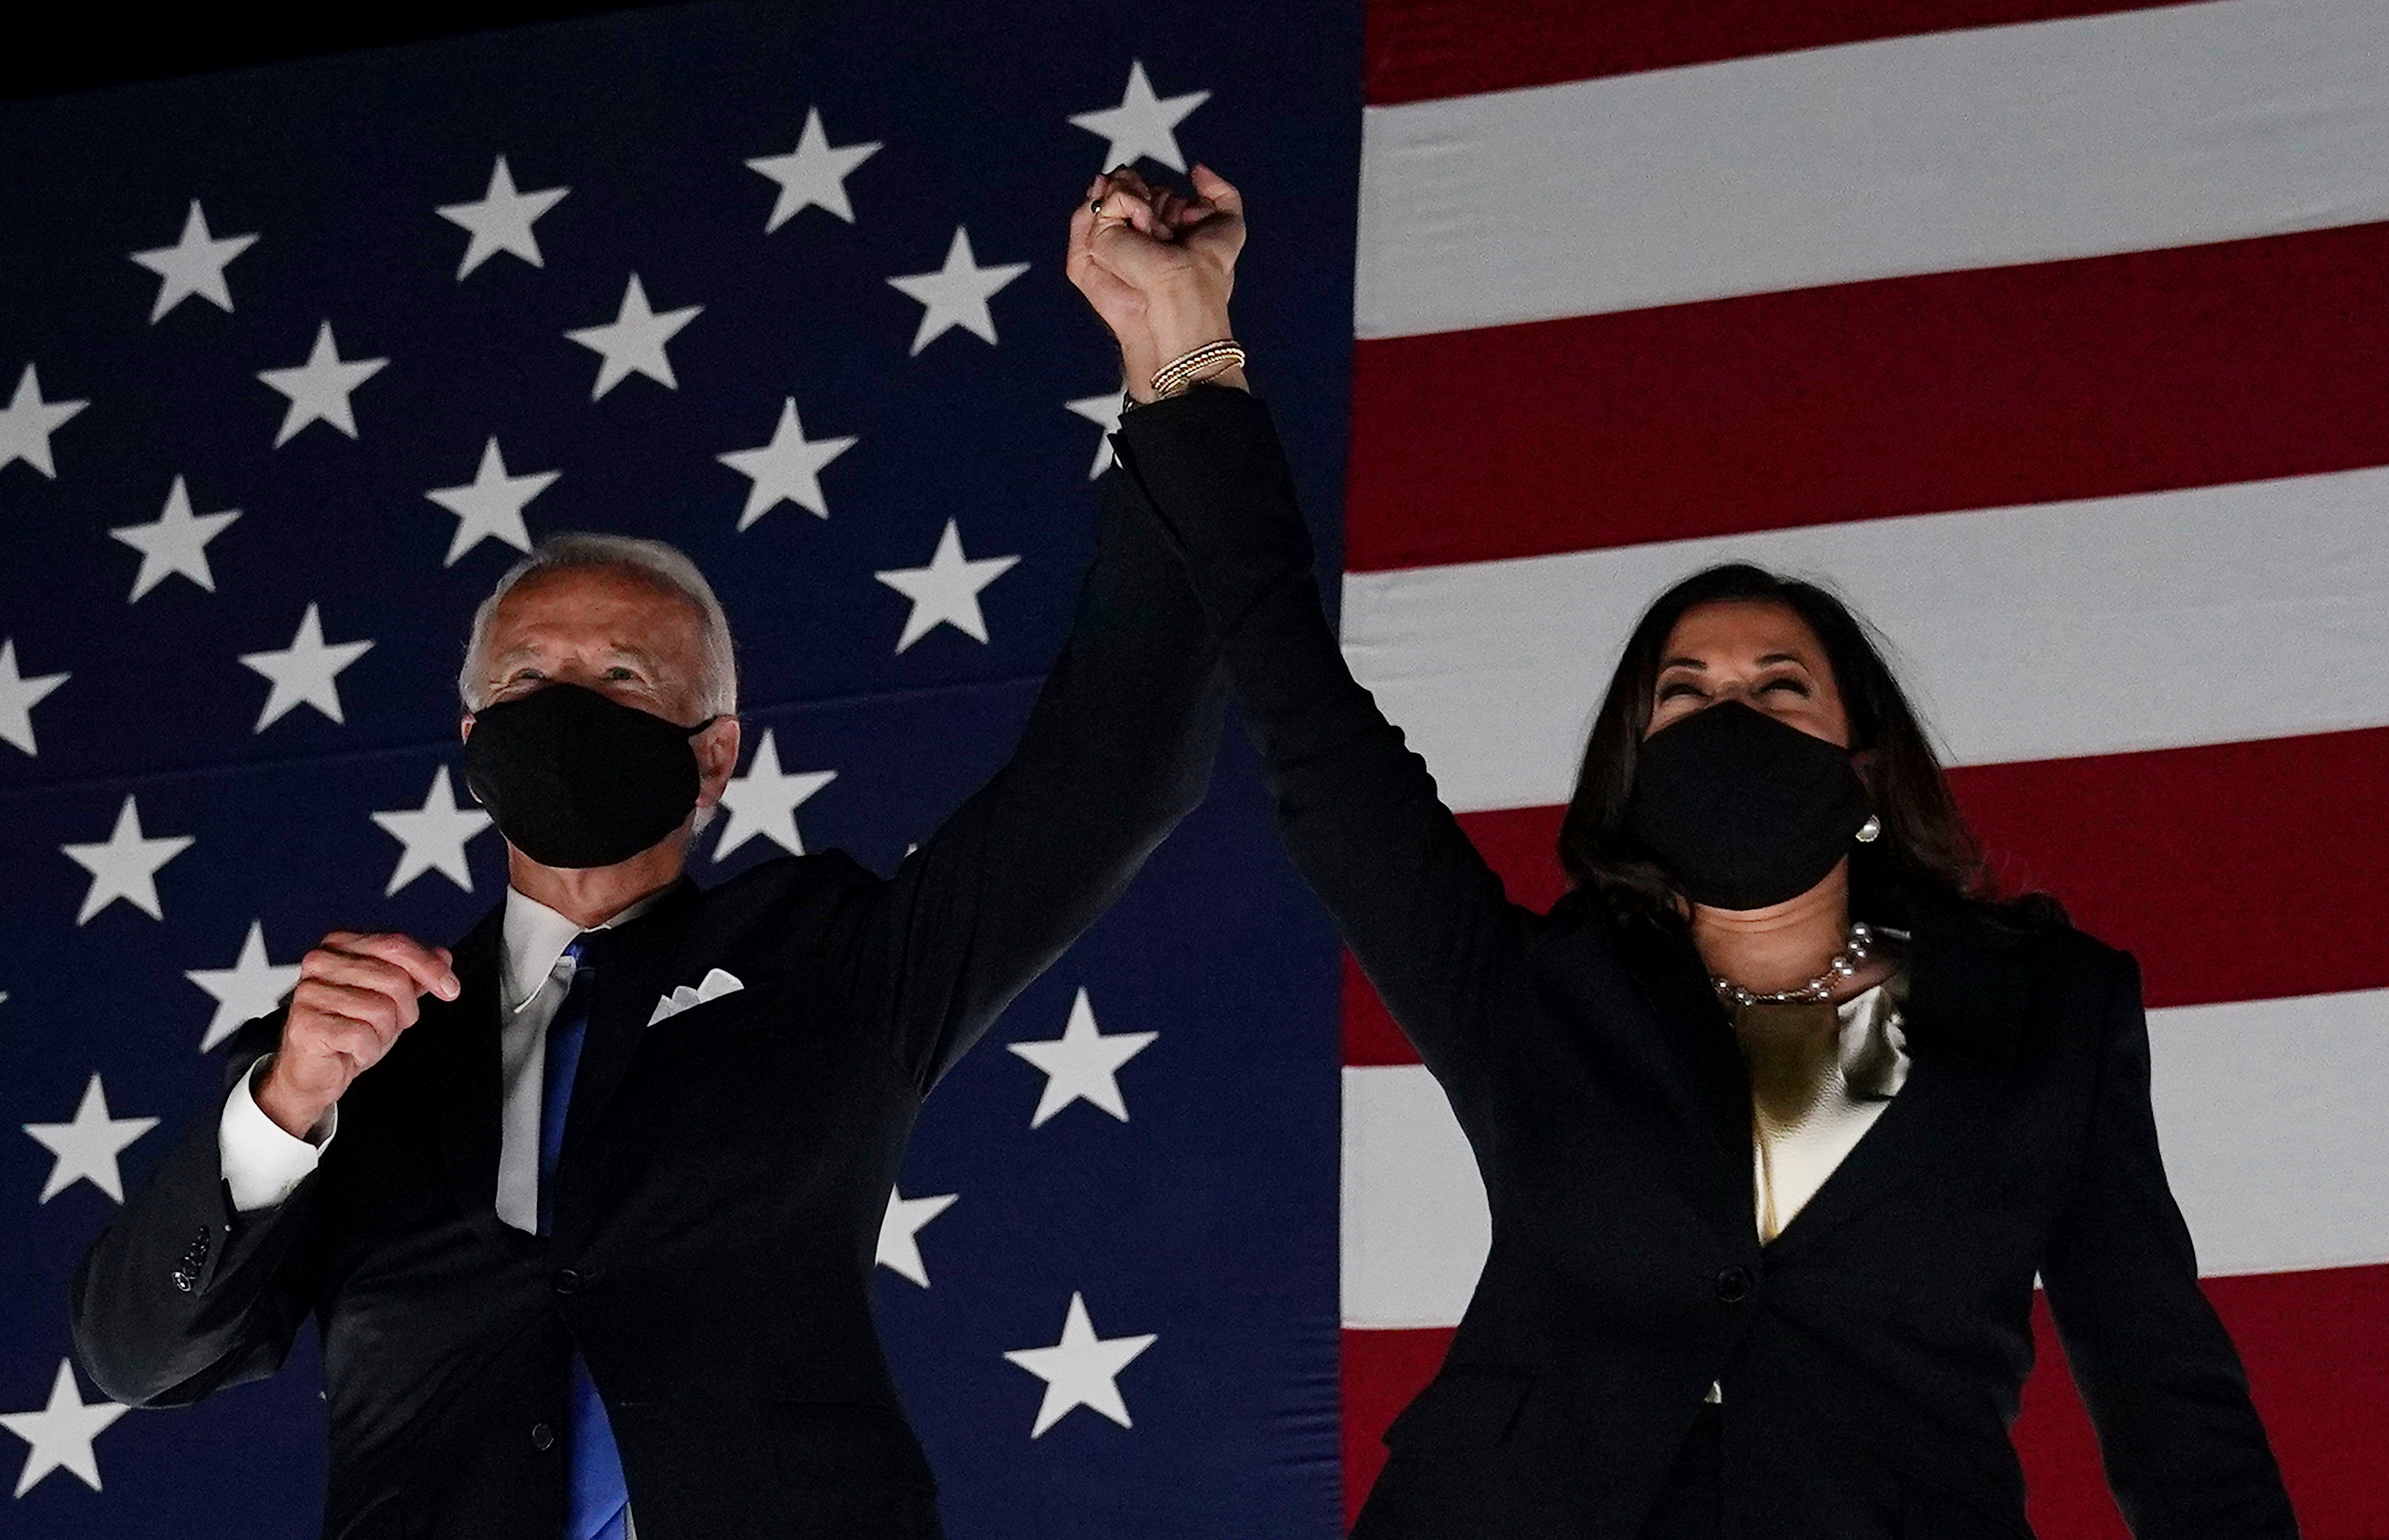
<box><xmin>1711</xmin><ymin>922</ymin><xmax>1874</xmax><ymax>1009</ymax></box>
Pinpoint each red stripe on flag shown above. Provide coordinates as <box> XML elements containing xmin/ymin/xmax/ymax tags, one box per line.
<box><xmin>1344</xmin><ymin>1265</ymin><xmax>2389</xmax><ymax>1532</ymax></box>
<box><xmin>1343</xmin><ymin>729</ymin><xmax>2389</xmax><ymax>1065</ymax></box>
<box><xmin>1363</xmin><ymin>0</ymin><xmax>2193</xmax><ymax>105</ymax></box>
<box><xmin>1346</xmin><ymin>225</ymin><xmax>2389</xmax><ymax>573</ymax></box>
<box><xmin>1953</xmin><ymin>728</ymin><xmax>2389</xmax><ymax>1009</ymax></box>
<box><xmin>1341</xmin><ymin>1324</ymin><xmax>1456</xmax><ymax>1528</ymax></box>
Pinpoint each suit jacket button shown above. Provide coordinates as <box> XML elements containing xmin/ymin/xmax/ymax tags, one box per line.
<box><xmin>551</xmin><ymin>1269</ymin><xmax>583</xmax><ymax>1295</ymax></box>
<box><xmin>1714</xmin><ymin>1265</ymin><xmax>1754</xmax><ymax>1303</ymax></box>
<box><xmin>530</xmin><ymin>1422</ymin><xmax>556</xmax><ymax>1452</ymax></box>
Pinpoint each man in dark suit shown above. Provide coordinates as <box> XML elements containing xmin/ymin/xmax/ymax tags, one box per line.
<box><xmin>69</xmin><ymin>413</ymin><xmax>1226</xmax><ymax>1538</ymax></box>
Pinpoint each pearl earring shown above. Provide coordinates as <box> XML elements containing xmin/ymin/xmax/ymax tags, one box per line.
<box><xmin>1855</xmin><ymin>814</ymin><xmax>1882</xmax><ymax>843</ymax></box>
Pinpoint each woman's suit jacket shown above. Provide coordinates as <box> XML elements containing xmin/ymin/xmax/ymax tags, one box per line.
<box><xmin>1110</xmin><ymin>387</ymin><xmax>2296</xmax><ymax>1540</ymax></box>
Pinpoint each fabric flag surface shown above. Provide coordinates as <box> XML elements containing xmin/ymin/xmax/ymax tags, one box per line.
<box><xmin>0</xmin><ymin>4</ymin><xmax>1357</xmax><ymax>1536</ymax></box>
<box><xmin>5</xmin><ymin>0</ymin><xmax>2387</xmax><ymax>1535</ymax></box>
<box><xmin>1339</xmin><ymin>0</ymin><xmax>2389</xmax><ymax>1535</ymax></box>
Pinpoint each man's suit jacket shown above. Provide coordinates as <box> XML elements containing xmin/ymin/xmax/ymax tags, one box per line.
<box><xmin>70</xmin><ymin>470</ymin><xmax>1228</xmax><ymax>1540</ymax></box>
<box><xmin>1111</xmin><ymin>388</ymin><xmax>2298</xmax><ymax>1540</ymax></box>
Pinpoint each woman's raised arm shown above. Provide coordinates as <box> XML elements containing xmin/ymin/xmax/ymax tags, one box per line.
<box><xmin>1074</xmin><ymin>169</ymin><xmax>1524</xmax><ymax>1089</ymax></box>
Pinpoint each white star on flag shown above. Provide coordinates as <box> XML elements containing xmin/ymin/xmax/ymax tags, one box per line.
<box><xmin>129</xmin><ymin>200</ymin><xmax>258</xmax><ymax>322</ymax></box>
<box><xmin>1</xmin><ymin>1361</ymin><xmax>129</xmax><ymax>1498</ymax></box>
<box><xmin>717</xmin><ymin>398</ymin><xmax>856</xmax><ymax>529</ymax></box>
<box><xmin>426</xmin><ymin>437</ymin><xmax>559</xmax><ymax>565</ymax></box>
<box><xmin>22</xmin><ymin>1074</ymin><xmax>157</xmax><ymax>1204</ymax></box>
<box><xmin>0</xmin><ymin>638</ymin><xmax>68</xmax><ymax>756</ymax></box>
<box><xmin>747</xmin><ymin>106</ymin><xmax>881</xmax><ymax>230</ymax></box>
<box><xmin>1069</xmin><ymin>60</ymin><xmax>1211</xmax><ymax>172</ymax></box>
<box><xmin>63</xmin><ymin>795</ymin><xmax>193</xmax><ymax>925</ymax></box>
<box><xmin>566</xmin><ymin>274</ymin><xmax>702</xmax><ymax>399</ymax></box>
<box><xmin>240</xmin><ymin>602</ymin><xmax>375</xmax><ymax>731</ymax></box>
<box><xmin>110</xmin><ymin>474</ymin><xmax>241</xmax><ymax>600</ymax></box>
<box><xmin>257</xmin><ymin>322</ymin><xmax>387</xmax><ymax>447</ymax></box>
<box><xmin>1066</xmin><ymin>390</ymin><xmax>1127</xmax><ymax>478</ymax></box>
<box><xmin>1007</xmin><ymin>987</ymin><xmax>1157</xmax><ymax>1128</ymax></box>
<box><xmin>372</xmin><ymin>765</ymin><xmax>493</xmax><ymax>894</ymax></box>
<box><xmin>886</xmin><ymin>228</ymin><xmax>1029</xmax><ymax>355</ymax></box>
<box><xmin>1003</xmin><ymin>1292</ymin><xmax>1158</xmax><ymax>1438</ymax></box>
<box><xmin>185</xmin><ymin>921</ymin><xmax>303</xmax><ymax>1053</ymax></box>
<box><xmin>874</xmin><ymin>520</ymin><xmax>1020</xmax><ymax>653</ymax></box>
<box><xmin>711</xmin><ymin>730</ymin><xmax>836</xmax><ymax>860</ymax></box>
<box><xmin>0</xmin><ymin>363</ymin><xmax>88</xmax><ymax>479</ymax></box>
<box><xmin>437</xmin><ymin>155</ymin><xmax>569</xmax><ymax>279</ymax></box>
<box><xmin>877</xmin><ymin>1186</ymin><xmax>958</xmax><ymax>1288</ymax></box>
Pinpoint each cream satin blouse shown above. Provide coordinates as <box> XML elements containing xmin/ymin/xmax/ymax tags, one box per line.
<box><xmin>1735</xmin><ymin>973</ymin><xmax>1912</xmax><ymax>1244</ymax></box>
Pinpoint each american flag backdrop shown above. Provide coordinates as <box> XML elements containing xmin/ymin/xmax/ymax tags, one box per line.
<box><xmin>1336</xmin><ymin>0</ymin><xmax>2389</xmax><ymax>1535</ymax></box>
<box><xmin>0</xmin><ymin>4</ymin><xmax>1357</xmax><ymax>1536</ymax></box>
<box><xmin>5</xmin><ymin>0</ymin><xmax>2389</xmax><ymax>1537</ymax></box>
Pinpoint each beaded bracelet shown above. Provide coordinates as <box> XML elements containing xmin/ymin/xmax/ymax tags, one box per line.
<box><xmin>1150</xmin><ymin>340</ymin><xmax>1247</xmax><ymax>399</ymax></box>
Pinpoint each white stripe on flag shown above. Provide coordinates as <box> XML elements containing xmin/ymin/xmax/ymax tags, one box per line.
<box><xmin>1341</xmin><ymin>464</ymin><xmax>2389</xmax><ymax>817</ymax></box>
<box><xmin>1356</xmin><ymin>0</ymin><xmax>2389</xmax><ymax>337</ymax></box>
<box><xmin>2150</xmin><ymin>987</ymin><xmax>2389</xmax><ymax>1278</ymax></box>
<box><xmin>1342</xmin><ymin>1059</ymin><xmax>1488</xmax><ymax>1329</ymax></box>
<box><xmin>1341</xmin><ymin>989</ymin><xmax>2389</xmax><ymax>1328</ymax></box>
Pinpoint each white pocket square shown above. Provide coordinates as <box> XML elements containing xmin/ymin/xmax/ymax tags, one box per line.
<box><xmin>647</xmin><ymin>967</ymin><xmax>745</xmax><ymax>1026</ymax></box>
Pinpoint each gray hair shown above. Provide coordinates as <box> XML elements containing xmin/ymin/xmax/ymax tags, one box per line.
<box><xmin>459</xmin><ymin>533</ymin><xmax>739</xmax><ymax>719</ymax></box>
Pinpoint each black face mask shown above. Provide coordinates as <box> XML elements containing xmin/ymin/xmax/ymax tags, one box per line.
<box><xmin>1622</xmin><ymin>700</ymin><xmax>1872</xmax><ymax>911</ymax></box>
<box><xmin>464</xmin><ymin>684</ymin><xmax>716</xmax><ymax>870</ymax></box>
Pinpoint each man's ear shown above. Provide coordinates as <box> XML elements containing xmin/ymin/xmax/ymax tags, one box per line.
<box><xmin>694</xmin><ymin>716</ymin><xmax>742</xmax><ymax>807</ymax></box>
<box><xmin>459</xmin><ymin>713</ymin><xmax>474</xmax><ymax>742</ymax></box>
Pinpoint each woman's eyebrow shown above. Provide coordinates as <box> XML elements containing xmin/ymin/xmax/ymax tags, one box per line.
<box><xmin>1658</xmin><ymin>656</ymin><xmax>1706</xmax><ymax>672</ymax></box>
<box><xmin>1755</xmin><ymin>652</ymin><xmax>1809</xmax><ymax>668</ymax></box>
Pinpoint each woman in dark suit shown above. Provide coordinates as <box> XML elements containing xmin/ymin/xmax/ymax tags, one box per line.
<box><xmin>1065</xmin><ymin>168</ymin><xmax>2297</xmax><ymax>1538</ymax></box>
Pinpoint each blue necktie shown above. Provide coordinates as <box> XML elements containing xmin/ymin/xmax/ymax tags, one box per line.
<box><xmin>538</xmin><ymin>946</ymin><xmax>630</xmax><ymax>1540</ymax></box>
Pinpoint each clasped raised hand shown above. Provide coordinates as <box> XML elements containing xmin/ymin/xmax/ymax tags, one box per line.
<box><xmin>1066</xmin><ymin>163</ymin><xmax>1248</xmax><ymax>401</ymax></box>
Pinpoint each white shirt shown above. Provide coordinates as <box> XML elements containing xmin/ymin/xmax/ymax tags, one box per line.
<box><xmin>219</xmin><ymin>885</ymin><xmax>668</xmax><ymax>1224</ymax></box>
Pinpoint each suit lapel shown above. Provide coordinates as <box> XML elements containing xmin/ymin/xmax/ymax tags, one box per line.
<box><xmin>1766</xmin><ymin>894</ymin><xmax>2033</xmax><ymax>1258</ymax></box>
<box><xmin>429</xmin><ymin>904</ymin><xmax>507</xmax><ymax>1214</ymax></box>
<box><xmin>1612</xmin><ymin>919</ymin><xmax>1758</xmax><ymax>1229</ymax></box>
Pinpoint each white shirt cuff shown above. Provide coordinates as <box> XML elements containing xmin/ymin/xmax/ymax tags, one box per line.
<box><xmin>217</xmin><ymin>1055</ymin><xmax>337</xmax><ymax>1213</ymax></box>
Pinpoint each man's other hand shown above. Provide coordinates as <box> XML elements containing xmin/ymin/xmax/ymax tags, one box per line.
<box><xmin>255</xmin><ymin>932</ymin><xmax>460</xmax><ymax>1140</ymax></box>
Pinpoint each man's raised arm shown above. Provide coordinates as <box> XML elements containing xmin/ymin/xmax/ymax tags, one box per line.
<box><xmin>838</xmin><ymin>455</ymin><xmax>1227</xmax><ymax>1090</ymax></box>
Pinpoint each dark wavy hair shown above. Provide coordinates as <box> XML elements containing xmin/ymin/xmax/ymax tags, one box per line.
<box><xmin>1557</xmin><ymin>563</ymin><xmax>1996</xmax><ymax>929</ymax></box>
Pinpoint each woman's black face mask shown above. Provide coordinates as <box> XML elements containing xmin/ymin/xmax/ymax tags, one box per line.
<box><xmin>1622</xmin><ymin>700</ymin><xmax>1872</xmax><ymax>911</ymax></box>
<box><xmin>464</xmin><ymin>684</ymin><xmax>716</xmax><ymax>870</ymax></box>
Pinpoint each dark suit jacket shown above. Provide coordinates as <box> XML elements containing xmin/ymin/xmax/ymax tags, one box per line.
<box><xmin>70</xmin><ymin>470</ymin><xmax>1227</xmax><ymax>1540</ymax></box>
<box><xmin>1111</xmin><ymin>388</ymin><xmax>2297</xmax><ymax>1540</ymax></box>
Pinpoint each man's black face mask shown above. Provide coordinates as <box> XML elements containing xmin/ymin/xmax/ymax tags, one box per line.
<box><xmin>464</xmin><ymin>684</ymin><xmax>717</xmax><ymax>870</ymax></box>
<box><xmin>1622</xmin><ymin>700</ymin><xmax>1873</xmax><ymax>912</ymax></box>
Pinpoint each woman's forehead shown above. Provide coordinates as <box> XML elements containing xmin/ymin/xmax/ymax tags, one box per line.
<box><xmin>1659</xmin><ymin>598</ymin><xmax>1826</xmax><ymax>664</ymax></box>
